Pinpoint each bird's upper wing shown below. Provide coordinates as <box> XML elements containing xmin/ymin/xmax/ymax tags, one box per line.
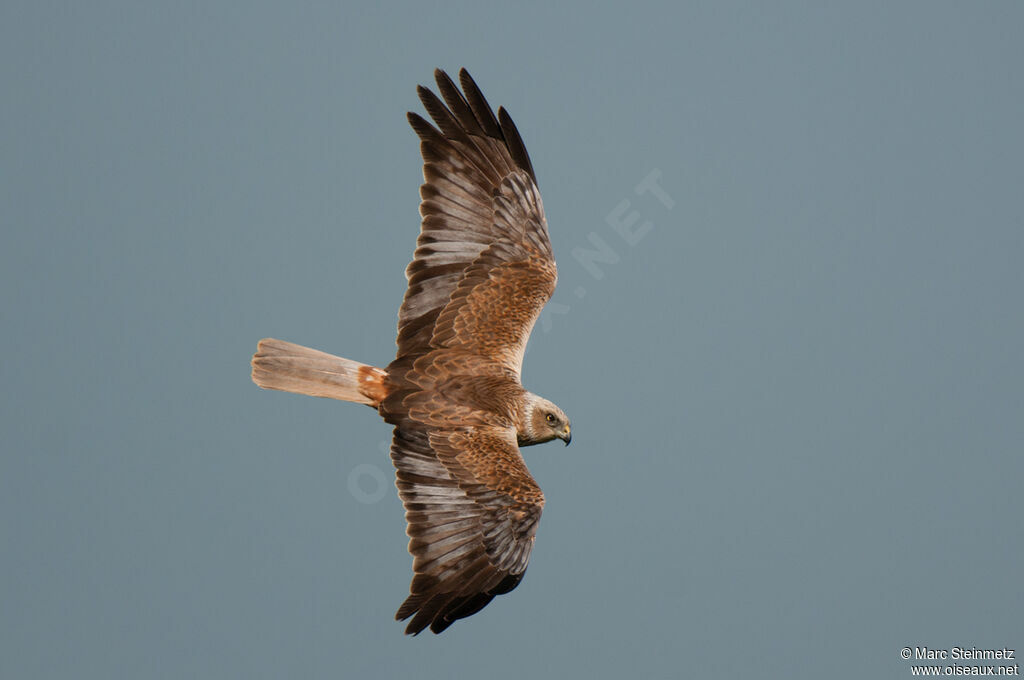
<box><xmin>391</xmin><ymin>419</ymin><xmax>544</xmax><ymax>635</ymax></box>
<box><xmin>396</xmin><ymin>69</ymin><xmax>557</xmax><ymax>378</ymax></box>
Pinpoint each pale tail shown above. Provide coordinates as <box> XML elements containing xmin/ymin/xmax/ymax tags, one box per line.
<box><xmin>251</xmin><ymin>338</ymin><xmax>388</xmax><ymax>407</ymax></box>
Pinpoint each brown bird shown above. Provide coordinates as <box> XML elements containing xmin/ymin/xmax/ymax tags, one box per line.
<box><xmin>251</xmin><ymin>69</ymin><xmax>570</xmax><ymax>635</ymax></box>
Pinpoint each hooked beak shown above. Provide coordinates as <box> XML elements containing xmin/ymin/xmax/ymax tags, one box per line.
<box><xmin>558</xmin><ymin>427</ymin><xmax>572</xmax><ymax>446</ymax></box>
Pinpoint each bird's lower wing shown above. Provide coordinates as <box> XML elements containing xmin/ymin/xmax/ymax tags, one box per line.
<box><xmin>391</xmin><ymin>423</ymin><xmax>543</xmax><ymax>635</ymax></box>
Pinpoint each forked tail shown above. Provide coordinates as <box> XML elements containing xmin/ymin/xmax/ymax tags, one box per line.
<box><xmin>251</xmin><ymin>338</ymin><xmax>389</xmax><ymax>407</ymax></box>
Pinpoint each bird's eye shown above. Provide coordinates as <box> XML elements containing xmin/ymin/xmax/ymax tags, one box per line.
<box><xmin>545</xmin><ymin>413</ymin><xmax>556</xmax><ymax>424</ymax></box>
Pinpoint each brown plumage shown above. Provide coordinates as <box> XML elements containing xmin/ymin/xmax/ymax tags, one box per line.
<box><xmin>251</xmin><ymin>69</ymin><xmax>570</xmax><ymax>635</ymax></box>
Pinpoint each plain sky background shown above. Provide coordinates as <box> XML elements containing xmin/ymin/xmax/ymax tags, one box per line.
<box><xmin>3</xmin><ymin>2</ymin><xmax>1022</xmax><ymax>678</ymax></box>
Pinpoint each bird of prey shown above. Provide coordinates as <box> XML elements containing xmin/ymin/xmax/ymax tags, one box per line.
<box><xmin>251</xmin><ymin>69</ymin><xmax>570</xmax><ymax>635</ymax></box>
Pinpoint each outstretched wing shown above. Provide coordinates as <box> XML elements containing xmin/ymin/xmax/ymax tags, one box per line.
<box><xmin>396</xmin><ymin>68</ymin><xmax>557</xmax><ymax>378</ymax></box>
<box><xmin>391</xmin><ymin>422</ymin><xmax>544</xmax><ymax>635</ymax></box>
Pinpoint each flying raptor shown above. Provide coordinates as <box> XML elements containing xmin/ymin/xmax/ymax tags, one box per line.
<box><xmin>251</xmin><ymin>68</ymin><xmax>570</xmax><ymax>635</ymax></box>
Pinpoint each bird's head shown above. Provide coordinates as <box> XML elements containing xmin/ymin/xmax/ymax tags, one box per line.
<box><xmin>521</xmin><ymin>395</ymin><xmax>571</xmax><ymax>447</ymax></box>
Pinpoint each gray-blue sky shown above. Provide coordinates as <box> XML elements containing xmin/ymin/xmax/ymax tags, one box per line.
<box><xmin>2</xmin><ymin>1</ymin><xmax>1022</xmax><ymax>678</ymax></box>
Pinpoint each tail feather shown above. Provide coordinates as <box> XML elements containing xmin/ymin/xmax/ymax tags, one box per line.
<box><xmin>251</xmin><ymin>338</ymin><xmax>388</xmax><ymax>407</ymax></box>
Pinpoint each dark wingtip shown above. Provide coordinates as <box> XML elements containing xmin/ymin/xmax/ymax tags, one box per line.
<box><xmin>498</xmin><ymin>106</ymin><xmax>537</xmax><ymax>181</ymax></box>
<box><xmin>415</xmin><ymin>83</ymin><xmax>433</xmax><ymax>109</ymax></box>
<box><xmin>456</xmin><ymin>67</ymin><xmax>502</xmax><ymax>137</ymax></box>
